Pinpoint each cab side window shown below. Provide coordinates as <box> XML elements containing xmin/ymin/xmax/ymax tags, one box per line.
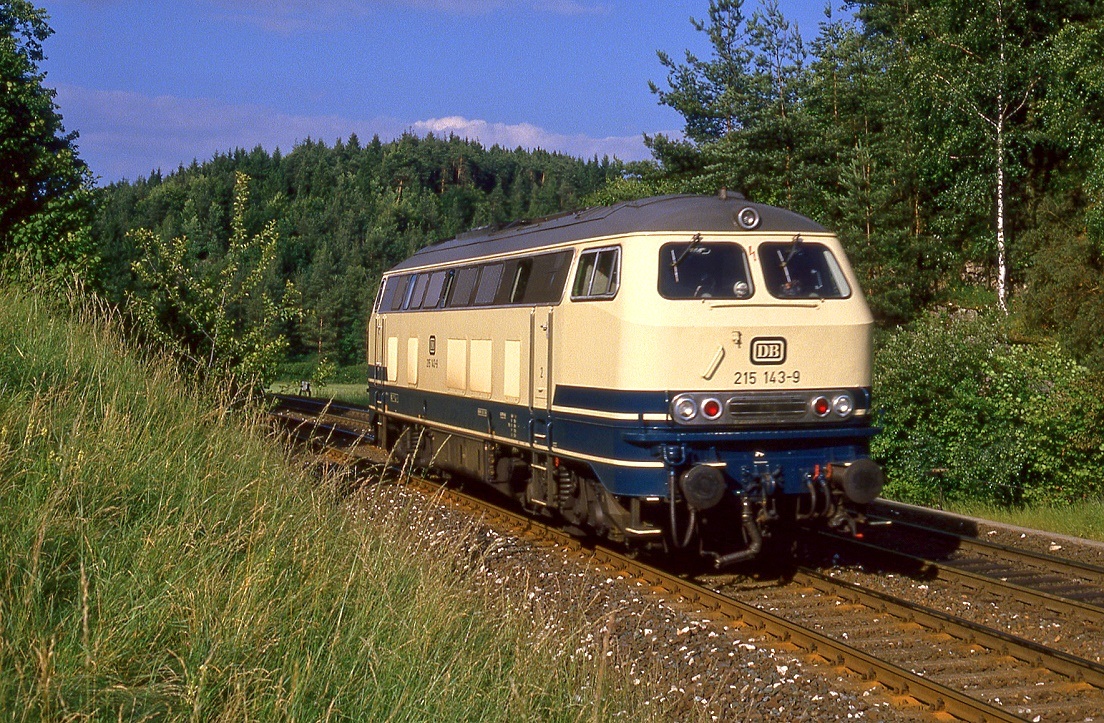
<box><xmin>571</xmin><ymin>247</ymin><xmax>620</xmax><ymax>300</ymax></box>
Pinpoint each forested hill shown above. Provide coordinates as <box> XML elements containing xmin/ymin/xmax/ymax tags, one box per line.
<box><xmin>91</xmin><ymin>134</ymin><xmax>624</xmax><ymax>365</ymax></box>
<box><xmin>79</xmin><ymin>0</ymin><xmax>1104</xmax><ymax>379</ymax></box>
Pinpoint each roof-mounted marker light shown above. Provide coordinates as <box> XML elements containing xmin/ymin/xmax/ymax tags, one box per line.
<box><xmin>735</xmin><ymin>206</ymin><xmax>761</xmax><ymax>230</ymax></box>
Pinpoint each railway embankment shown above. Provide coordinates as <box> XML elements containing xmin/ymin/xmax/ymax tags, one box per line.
<box><xmin>0</xmin><ymin>287</ymin><xmax>659</xmax><ymax>721</ymax></box>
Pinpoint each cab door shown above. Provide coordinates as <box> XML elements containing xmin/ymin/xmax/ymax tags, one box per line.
<box><xmin>529</xmin><ymin>306</ymin><xmax>553</xmax><ymax>449</ymax></box>
<box><xmin>371</xmin><ymin>315</ymin><xmax>385</xmax><ymax>377</ymax></box>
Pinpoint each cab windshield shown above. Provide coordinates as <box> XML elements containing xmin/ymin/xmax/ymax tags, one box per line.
<box><xmin>759</xmin><ymin>241</ymin><xmax>851</xmax><ymax>299</ymax></box>
<box><xmin>659</xmin><ymin>241</ymin><xmax>753</xmax><ymax>299</ymax></box>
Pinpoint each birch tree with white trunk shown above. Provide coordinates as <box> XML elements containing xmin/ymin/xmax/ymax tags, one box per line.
<box><xmin>902</xmin><ymin>0</ymin><xmax>1039</xmax><ymax>312</ymax></box>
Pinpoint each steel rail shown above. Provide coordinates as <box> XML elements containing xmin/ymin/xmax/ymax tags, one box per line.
<box><xmin>269</xmin><ymin>394</ymin><xmax>377</xmax><ymax>434</ymax></box>
<box><xmin>792</xmin><ymin>567</ymin><xmax>1104</xmax><ymax>690</ymax></box>
<box><xmin>868</xmin><ymin>500</ymin><xmax>1104</xmax><ymax>577</ymax></box>
<box><xmin>809</xmin><ymin>530</ymin><xmax>1104</xmax><ymax>626</ymax></box>
<box><xmin>866</xmin><ymin>514</ymin><xmax>1104</xmax><ymax>584</ymax></box>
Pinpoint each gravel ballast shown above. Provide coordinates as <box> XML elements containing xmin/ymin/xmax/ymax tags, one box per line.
<box><xmin>352</xmin><ymin>480</ymin><xmax>928</xmax><ymax>722</ymax></box>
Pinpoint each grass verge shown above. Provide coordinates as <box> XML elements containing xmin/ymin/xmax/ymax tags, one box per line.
<box><xmin>270</xmin><ymin>381</ymin><xmax>372</xmax><ymax>407</ymax></box>
<box><xmin>0</xmin><ymin>287</ymin><xmax>657</xmax><ymax>721</ymax></box>
<box><xmin>938</xmin><ymin>498</ymin><xmax>1104</xmax><ymax>543</ymax></box>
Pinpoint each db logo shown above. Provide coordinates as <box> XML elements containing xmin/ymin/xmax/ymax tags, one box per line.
<box><xmin>750</xmin><ymin>337</ymin><xmax>787</xmax><ymax>365</ymax></box>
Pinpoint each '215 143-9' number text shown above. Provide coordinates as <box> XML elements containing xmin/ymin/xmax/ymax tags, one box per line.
<box><xmin>734</xmin><ymin>370</ymin><xmax>801</xmax><ymax>385</ymax></box>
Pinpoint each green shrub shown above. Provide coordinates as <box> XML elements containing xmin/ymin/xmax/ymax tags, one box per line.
<box><xmin>277</xmin><ymin>359</ymin><xmax>368</xmax><ymax>386</ymax></box>
<box><xmin>872</xmin><ymin>310</ymin><xmax>1104</xmax><ymax>506</ymax></box>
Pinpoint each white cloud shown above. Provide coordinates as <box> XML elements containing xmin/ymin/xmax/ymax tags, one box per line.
<box><xmin>411</xmin><ymin>115</ymin><xmax>645</xmax><ymax>159</ymax></box>
<box><xmin>53</xmin><ymin>85</ymin><xmax>649</xmax><ymax>183</ymax></box>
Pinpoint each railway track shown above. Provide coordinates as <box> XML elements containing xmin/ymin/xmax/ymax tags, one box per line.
<box><xmin>861</xmin><ymin>501</ymin><xmax>1104</xmax><ymax>612</ymax></box>
<box><xmin>701</xmin><ymin>564</ymin><xmax>1104</xmax><ymax>721</ymax></box>
<box><xmin>802</xmin><ymin>506</ymin><xmax>1104</xmax><ymax>666</ymax></box>
<box><xmin>268</xmin><ymin>394</ymin><xmax>1104</xmax><ymax>721</ymax></box>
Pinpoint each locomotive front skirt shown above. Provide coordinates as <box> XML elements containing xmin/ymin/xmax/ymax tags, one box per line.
<box><xmin>367</xmin><ymin>193</ymin><xmax>883</xmax><ymax>565</ymax></box>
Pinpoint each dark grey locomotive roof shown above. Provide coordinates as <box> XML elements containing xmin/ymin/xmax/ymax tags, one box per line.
<box><xmin>389</xmin><ymin>194</ymin><xmax>827</xmax><ymax>272</ymax></box>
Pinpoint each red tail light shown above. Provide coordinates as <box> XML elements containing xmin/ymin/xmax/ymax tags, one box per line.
<box><xmin>701</xmin><ymin>398</ymin><xmax>723</xmax><ymax>420</ymax></box>
<box><xmin>812</xmin><ymin>396</ymin><xmax>831</xmax><ymax>417</ymax></box>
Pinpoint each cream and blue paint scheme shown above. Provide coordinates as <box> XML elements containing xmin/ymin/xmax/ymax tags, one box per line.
<box><xmin>367</xmin><ymin>194</ymin><xmax>883</xmax><ymax>566</ymax></box>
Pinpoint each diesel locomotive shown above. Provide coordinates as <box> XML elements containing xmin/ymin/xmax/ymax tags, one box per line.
<box><xmin>366</xmin><ymin>193</ymin><xmax>883</xmax><ymax>566</ymax></box>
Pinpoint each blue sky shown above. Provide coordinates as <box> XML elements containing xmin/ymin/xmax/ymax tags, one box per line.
<box><xmin>41</xmin><ymin>0</ymin><xmax>833</xmax><ymax>184</ymax></box>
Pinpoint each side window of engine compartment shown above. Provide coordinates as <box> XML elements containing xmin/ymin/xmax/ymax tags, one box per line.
<box><xmin>420</xmin><ymin>270</ymin><xmax>448</xmax><ymax>310</ymax></box>
<box><xmin>494</xmin><ymin>258</ymin><xmax>530</xmax><ymax>305</ymax></box>
<box><xmin>571</xmin><ymin>247</ymin><xmax>620</xmax><ymax>300</ymax></box>
<box><xmin>384</xmin><ymin>250</ymin><xmax>575</xmax><ymax>312</ymax></box>
<box><xmin>404</xmin><ymin>273</ymin><xmax>430</xmax><ymax>309</ymax></box>
<box><xmin>758</xmin><ymin>241</ymin><xmax>851</xmax><ymax>299</ymax></box>
<box><xmin>473</xmin><ymin>263</ymin><xmax>504</xmax><ymax>305</ymax></box>
<box><xmin>389</xmin><ymin>275</ymin><xmax>411</xmax><ymax>311</ymax></box>
<box><xmin>376</xmin><ymin>277</ymin><xmax>396</xmax><ymax>312</ymax></box>
<box><xmin>447</xmin><ymin>266</ymin><xmax>481</xmax><ymax>307</ymax></box>
<box><xmin>520</xmin><ymin>250</ymin><xmax>573</xmax><ymax>304</ymax></box>
<box><xmin>659</xmin><ymin>242</ymin><xmax>753</xmax><ymax>299</ymax></box>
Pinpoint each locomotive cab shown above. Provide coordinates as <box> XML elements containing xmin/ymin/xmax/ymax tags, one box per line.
<box><xmin>554</xmin><ymin>221</ymin><xmax>881</xmax><ymax>563</ymax></box>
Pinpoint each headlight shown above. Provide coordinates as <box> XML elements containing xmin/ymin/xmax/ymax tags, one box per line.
<box><xmin>833</xmin><ymin>393</ymin><xmax>854</xmax><ymax>418</ymax></box>
<box><xmin>673</xmin><ymin>395</ymin><xmax>698</xmax><ymax>422</ymax></box>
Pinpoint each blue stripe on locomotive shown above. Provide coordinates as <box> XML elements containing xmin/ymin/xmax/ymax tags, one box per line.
<box><xmin>369</xmin><ymin>380</ymin><xmax>876</xmax><ymax>499</ymax></box>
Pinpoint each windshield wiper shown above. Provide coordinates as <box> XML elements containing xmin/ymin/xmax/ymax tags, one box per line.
<box><xmin>782</xmin><ymin>234</ymin><xmax>803</xmax><ymax>265</ymax></box>
<box><xmin>670</xmin><ymin>233</ymin><xmax>704</xmax><ymax>271</ymax></box>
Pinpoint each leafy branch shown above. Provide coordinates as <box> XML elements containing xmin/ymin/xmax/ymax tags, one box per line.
<box><xmin>127</xmin><ymin>171</ymin><xmax>298</xmax><ymax>389</ymax></box>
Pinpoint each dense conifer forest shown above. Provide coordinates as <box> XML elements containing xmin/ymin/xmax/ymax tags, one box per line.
<box><xmin>90</xmin><ymin>136</ymin><xmax>623</xmax><ymax>366</ymax></box>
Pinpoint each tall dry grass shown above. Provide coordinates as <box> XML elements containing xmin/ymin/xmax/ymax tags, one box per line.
<box><xmin>0</xmin><ymin>288</ymin><xmax>658</xmax><ymax>721</ymax></box>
